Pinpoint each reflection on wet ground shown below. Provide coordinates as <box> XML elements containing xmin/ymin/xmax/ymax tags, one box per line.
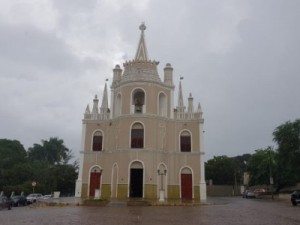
<box><xmin>2</xmin><ymin>197</ymin><xmax>300</xmax><ymax>225</ymax></box>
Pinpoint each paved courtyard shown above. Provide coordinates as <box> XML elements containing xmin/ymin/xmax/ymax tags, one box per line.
<box><xmin>1</xmin><ymin>197</ymin><xmax>299</xmax><ymax>225</ymax></box>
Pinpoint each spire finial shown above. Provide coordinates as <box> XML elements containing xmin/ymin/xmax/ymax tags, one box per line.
<box><xmin>139</xmin><ymin>22</ymin><xmax>146</xmax><ymax>32</ymax></box>
<box><xmin>135</xmin><ymin>22</ymin><xmax>149</xmax><ymax>61</ymax></box>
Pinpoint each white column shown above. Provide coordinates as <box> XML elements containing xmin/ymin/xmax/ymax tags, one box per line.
<box><xmin>110</xmin><ymin>89</ymin><xmax>114</xmax><ymax>119</ymax></box>
<box><xmin>199</xmin><ymin>122</ymin><xmax>207</xmax><ymax>202</ymax></box>
<box><xmin>170</xmin><ymin>88</ymin><xmax>174</xmax><ymax>119</ymax></box>
<box><xmin>75</xmin><ymin>123</ymin><xmax>86</xmax><ymax>197</ymax></box>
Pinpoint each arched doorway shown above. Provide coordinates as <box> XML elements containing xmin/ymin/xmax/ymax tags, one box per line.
<box><xmin>89</xmin><ymin>167</ymin><xmax>102</xmax><ymax>197</ymax></box>
<box><xmin>181</xmin><ymin>167</ymin><xmax>193</xmax><ymax>200</ymax></box>
<box><xmin>129</xmin><ymin>161</ymin><xmax>144</xmax><ymax>198</ymax></box>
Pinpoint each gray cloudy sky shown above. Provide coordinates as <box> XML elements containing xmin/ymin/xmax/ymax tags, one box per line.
<box><xmin>0</xmin><ymin>0</ymin><xmax>299</xmax><ymax>161</ymax></box>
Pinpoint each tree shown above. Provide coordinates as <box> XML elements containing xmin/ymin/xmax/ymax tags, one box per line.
<box><xmin>28</xmin><ymin>137</ymin><xmax>72</xmax><ymax>165</ymax></box>
<box><xmin>0</xmin><ymin>139</ymin><xmax>28</xmax><ymax>193</ymax></box>
<box><xmin>205</xmin><ymin>156</ymin><xmax>236</xmax><ymax>185</ymax></box>
<box><xmin>247</xmin><ymin>147</ymin><xmax>276</xmax><ymax>187</ymax></box>
<box><xmin>27</xmin><ymin>137</ymin><xmax>77</xmax><ymax>195</ymax></box>
<box><xmin>206</xmin><ymin>154</ymin><xmax>251</xmax><ymax>186</ymax></box>
<box><xmin>52</xmin><ymin>164</ymin><xmax>78</xmax><ymax>196</ymax></box>
<box><xmin>232</xmin><ymin>154</ymin><xmax>252</xmax><ymax>185</ymax></box>
<box><xmin>273</xmin><ymin>119</ymin><xmax>300</xmax><ymax>189</ymax></box>
<box><xmin>0</xmin><ymin>137</ymin><xmax>77</xmax><ymax>196</ymax></box>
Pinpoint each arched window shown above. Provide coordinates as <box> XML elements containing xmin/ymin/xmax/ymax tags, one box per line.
<box><xmin>133</xmin><ymin>89</ymin><xmax>145</xmax><ymax>113</ymax></box>
<box><xmin>131</xmin><ymin>123</ymin><xmax>144</xmax><ymax>148</ymax></box>
<box><xmin>92</xmin><ymin>131</ymin><xmax>103</xmax><ymax>151</ymax></box>
<box><xmin>115</xmin><ymin>93</ymin><xmax>122</xmax><ymax>116</ymax></box>
<box><xmin>158</xmin><ymin>92</ymin><xmax>167</xmax><ymax>116</ymax></box>
<box><xmin>180</xmin><ymin>131</ymin><xmax>191</xmax><ymax>152</ymax></box>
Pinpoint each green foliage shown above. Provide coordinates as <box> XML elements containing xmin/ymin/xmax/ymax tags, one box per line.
<box><xmin>205</xmin><ymin>156</ymin><xmax>236</xmax><ymax>185</ymax></box>
<box><xmin>247</xmin><ymin>147</ymin><xmax>276</xmax><ymax>186</ymax></box>
<box><xmin>273</xmin><ymin>119</ymin><xmax>300</xmax><ymax>189</ymax></box>
<box><xmin>205</xmin><ymin>154</ymin><xmax>251</xmax><ymax>186</ymax></box>
<box><xmin>0</xmin><ymin>139</ymin><xmax>27</xmax><ymax>167</ymax></box>
<box><xmin>28</xmin><ymin>137</ymin><xmax>72</xmax><ymax>165</ymax></box>
<box><xmin>0</xmin><ymin>139</ymin><xmax>28</xmax><ymax>190</ymax></box>
<box><xmin>27</xmin><ymin>138</ymin><xmax>77</xmax><ymax>195</ymax></box>
<box><xmin>0</xmin><ymin>138</ymin><xmax>77</xmax><ymax>196</ymax></box>
<box><xmin>52</xmin><ymin>164</ymin><xmax>78</xmax><ymax>195</ymax></box>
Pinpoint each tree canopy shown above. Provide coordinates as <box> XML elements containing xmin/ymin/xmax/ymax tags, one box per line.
<box><xmin>205</xmin><ymin>156</ymin><xmax>236</xmax><ymax>185</ymax></box>
<box><xmin>273</xmin><ymin>119</ymin><xmax>300</xmax><ymax>189</ymax></box>
<box><xmin>205</xmin><ymin>154</ymin><xmax>251</xmax><ymax>186</ymax></box>
<box><xmin>27</xmin><ymin>137</ymin><xmax>72</xmax><ymax>165</ymax></box>
<box><xmin>0</xmin><ymin>137</ymin><xmax>77</xmax><ymax>196</ymax></box>
<box><xmin>0</xmin><ymin>139</ymin><xmax>28</xmax><ymax>189</ymax></box>
<box><xmin>206</xmin><ymin>119</ymin><xmax>300</xmax><ymax>191</ymax></box>
<box><xmin>247</xmin><ymin>147</ymin><xmax>276</xmax><ymax>186</ymax></box>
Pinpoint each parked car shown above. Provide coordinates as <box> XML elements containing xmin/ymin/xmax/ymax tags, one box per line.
<box><xmin>42</xmin><ymin>194</ymin><xmax>53</xmax><ymax>199</ymax></box>
<box><xmin>242</xmin><ymin>190</ymin><xmax>255</xmax><ymax>198</ymax></box>
<box><xmin>0</xmin><ymin>196</ymin><xmax>12</xmax><ymax>210</ymax></box>
<box><xmin>11</xmin><ymin>195</ymin><xmax>27</xmax><ymax>207</ymax></box>
<box><xmin>254</xmin><ymin>188</ymin><xmax>266</xmax><ymax>194</ymax></box>
<box><xmin>26</xmin><ymin>193</ymin><xmax>43</xmax><ymax>204</ymax></box>
<box><xmin>291</xmin><ymin>190</ymin><xmax>300</xmax><ymax>206</ymax></box>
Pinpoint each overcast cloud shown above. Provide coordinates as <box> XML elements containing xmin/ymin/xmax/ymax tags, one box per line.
<box><xmin>0</xmin><ymin>0</ymin><xmax>299</xmax><ymax>161</ymax></box>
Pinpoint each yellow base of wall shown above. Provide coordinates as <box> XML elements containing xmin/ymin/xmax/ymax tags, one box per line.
<box><xmin>167</xmin><ymin>185</ymin><xmax>180</xmax><ymax>199</ymax></box>
<box><xmin>101</xmin><ymin>184</ymin><xmax>111</xmax><ymax>199</ymax></box>
<box><xmin>194</xmin><ymin>186</ymin><xmax>200</xmax><ymax>199</ymax></box>
<box><xmin>144</xmin><ymin>184</ymin><xmax>157</xmax><ymax>198</ymax></box>
<box><xmin>80</xmin><ymin>184</ymin><xmax>201</xmax><ymax>200</ymax></box>
<box><xmin>117</xmin><ymin>184</ymin><xmax>128</xmax><ymax>199</ymax></box>
<box><xmin>82</xmin><ymin>184</ymin><xmax>88</xmax><ymax>198</ymax></box>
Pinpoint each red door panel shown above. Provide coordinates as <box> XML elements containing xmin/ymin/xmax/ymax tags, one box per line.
<box><xmin>181</xmin><ymin>174</ymin><xmax>192</xmax><ymax>200</ymax></box>
<box><xmin>89</xmin><ymin>172</ymin><xmax>101</xmax><ymax>197</ymax></box>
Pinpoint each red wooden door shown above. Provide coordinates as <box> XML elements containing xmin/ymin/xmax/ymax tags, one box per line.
<box><xmin>89</xmin><ymin>172</ymin><xmax>101</xmax><ymax>197</ymax></box>
<box><xmin>181</xmin><ymin>174</ymin><xmax>192</xmax><ymax>200</ymax></box>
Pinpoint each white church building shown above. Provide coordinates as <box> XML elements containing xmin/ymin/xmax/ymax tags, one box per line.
<box><xmin>75</xmin><ymin>23</ymin><xmax>206</xmax><ymax>202</ymax></box>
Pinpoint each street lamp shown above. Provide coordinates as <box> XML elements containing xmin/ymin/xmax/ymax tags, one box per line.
<box><xmin>157</xmin><ymin>169</ymin><xmax>167</xmax><ymax>202</ymax></box>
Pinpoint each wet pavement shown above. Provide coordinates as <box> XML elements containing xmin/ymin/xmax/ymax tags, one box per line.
<box><xmin>1</xmin><ymin>197</ymin><xmax>300</xmax><ymax>225</ymax></box>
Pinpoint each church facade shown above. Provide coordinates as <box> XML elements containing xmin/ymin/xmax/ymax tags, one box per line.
<box><xmin>75</xmin><ymin>24</ymin><xmax>207</xmax><ymax>201</ymax></box>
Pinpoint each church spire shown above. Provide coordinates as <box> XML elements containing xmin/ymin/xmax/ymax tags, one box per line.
<box><xmin>177</xmin><ymin>79</ymin><xmax>184</xmax><ymax>108</ymax></box>
<box><xmin>135</xmin><ymin>23</ymin><xmax>149</xmax><ymax>61</ymax></box>
<box><xmin>177</xmin><ymin>78</ymin><xmax>185</xmax><ymax>119</ymax></box>
<box><xmin>101</xmin><ymin>82</ymin><xmax>108</xmax><ymax>109</ymax></box>
<box><xmin>100</xmin><ymin>81</ymin><xmax>109</xmax><ymax>120</ymax></box>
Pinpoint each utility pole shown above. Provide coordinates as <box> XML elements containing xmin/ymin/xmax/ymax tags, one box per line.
<box><xmin>268</xmin><ymin>147</ymin><xmax>274</xmax><ymax>200</ymax></box>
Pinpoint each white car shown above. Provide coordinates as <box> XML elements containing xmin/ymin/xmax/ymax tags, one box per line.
<box><xmin>26</xmin><ymin>193</ymin><xmax>43</xmax><ymax>204</ymax></box>
<box><xmin>242</xmin><ymin>190</ymin><xmax>255</xmax><ymax>198</ymax></box>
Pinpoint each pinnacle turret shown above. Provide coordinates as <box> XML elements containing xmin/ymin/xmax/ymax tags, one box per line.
<box><xmin>197</xmin><ymin>102</ymin><xmax>202</xmax><ymax>113</ymax></box>
<box><xmin>101</xmin><ymin>83</ymin><xmax>108</xmax><ymax>109</ymax></box>
<box><xmin>188</xmin><ymin>93</ymin><xmax>194</xmax><ymax>119</ymax></box>
<box><xmin>92</xmin><ymin>95</ymin><xmax>99</xmax><ymax>120</ymax></box>
<box><xmin>85</xmin><ymin>104</ymin><xmax>90</xmax><ymax>114</ymax></box>
<box><xmin>176</xmin><ymin>79</ymin><xmax>186</xmax><ymax>119</ymax></box>
<box><xmin>100</xmin><ymin>82</ymin><xmax>109</xmax><ymax>120</ymax></box>
<box><xmin>177</xmin><ymin>80</ymin><xmax>184</xmax><ymax>108</ymax></box>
